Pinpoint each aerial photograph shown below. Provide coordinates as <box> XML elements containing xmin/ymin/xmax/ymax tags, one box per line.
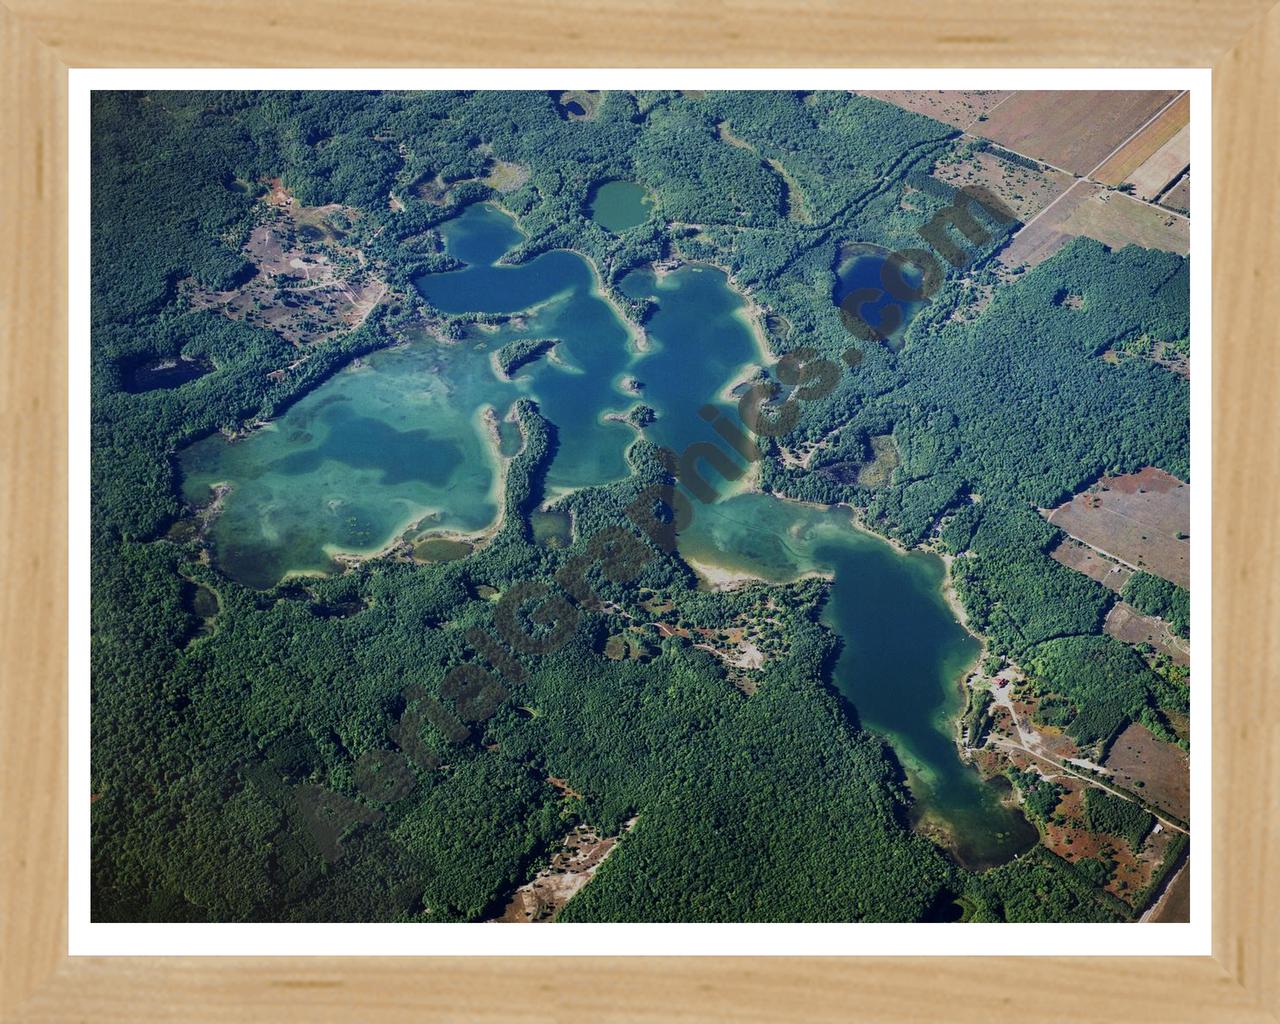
<box><xmin>90</xmin><ymin>88</ymin><xmax>1192</xmax><ymax>925</ymax></box>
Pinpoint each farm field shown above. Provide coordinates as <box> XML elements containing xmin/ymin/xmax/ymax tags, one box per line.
<box><xmin>971</xmin><ymin>90</ymin><xmax>1180</xmax><ymax>175</ymax></box>
<box><xmin>1104</xmin><ymin>601</ymin><xmax>1190</xmax><ymax>666</ymax></box>
<box><xmin>1124</xmin><ymin>124</ymin><xmax>1191</xmax><ymax>200</ymax></box>
<box><xmin>1049</xmin><ymin>537</ymin><xmax>1133</xmax><ymax>591</ymax></box>
<box><xmin>1104</xmin><ymin>723</ymin><xmax>1191</xmax><ymax>823</ymax></box>
<box><xmin>1160</xmin><ymin>173</ymin><xmax>1191</xmax><ymax>214</ymax></box>
<box><xmin>854</xmin><ymin>89</ymin><xmax>1012</xmax><ymax>129</ymax></box>
<box><xmin>931</xmin><ymin>149</ymin><xmax>1073</xmax><ymax>222</ymax></box>
<box><xmin>1057</xmin><ymin>188</ymin><xmax>1189</xmax><ymax>256</ymax></box>
<box><xmin>998</xmin><ymin>167</ymin><xmax>1188</xmax><ymax>270</ymax></box>
<box><xmin>997</xmin><ymin>180</ymin><xmax>1103</xmax><ymax>268</ymax></box>
<box><xmin>1093</xmin><ymin>92</ymin><xmax>1190</xmax><ymax>186</ymax></box>
<box><xmin>1045</xmin><ymin>467</ymin><xmax>1191</xmax><ymax>588</ymax></box>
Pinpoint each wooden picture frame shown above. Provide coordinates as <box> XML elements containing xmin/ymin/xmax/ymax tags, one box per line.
<box><xmin>2</xmin><ymin>2</ymin><xmax>1276</xmax><ymax>1019</ymax></box>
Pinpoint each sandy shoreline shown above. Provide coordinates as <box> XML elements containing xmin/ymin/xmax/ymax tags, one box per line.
<box><xmin>327</xmin><ymin>404</ymin><xmax>512</xmax><ymax>571</ymax></box>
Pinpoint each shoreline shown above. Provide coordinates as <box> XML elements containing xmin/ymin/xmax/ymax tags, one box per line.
<box><xmin>327</xmin><ymin>403</ymin><xmax>512</xmax><ymax>571</ymax></box>
<box><xmin>681</xmin><ymin>552</ymin><xmax>831</xmax><ymax>592</ymax></box>
<box><xmin>652</xmin><ymin>254</ymin><xmax>777</xmax><ymax>366</ymax></box>
<box><xmin>475</xmin><ymin>198</ymin><xmax>651</xmax><ymax>355</ymax></box>
<box><xmin>711</xmin><ymin>485</ymin><xmax>1008</xmax><ymax>855</ymax></box>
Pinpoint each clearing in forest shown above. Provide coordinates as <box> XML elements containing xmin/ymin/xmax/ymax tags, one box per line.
<box><xmin>1045</xmin><ymin>468</ymin><xmax>1190</xmax><ymax>588</ymax></box>
<box><xmin>1103</xmin><ymin>722</ymin><xmax>1190</xmax><ymax>823</ymax></box>
<box><xmin>855</xmin><ymin>90</ymin><xmax>1013</xmax><ymax>130</ymax></box>
<box><xmin>189</xmin><ymin>191</ymin><xmax>384</xmax><ymax>350</ymax></box>
<box><xmin>1049</xmin><ymin>537</ymin><xmax>1133</xmax><ymax>592</ymax></box>
<box><xmin>931</xmin><ymin>149</ymin><xmax>1073</xmax><ymax>223</ymax></box>
<box><xmin>1104</xmin><ymin>601</ymin><xmax>1190</xmax><ymax>666</ymax></box>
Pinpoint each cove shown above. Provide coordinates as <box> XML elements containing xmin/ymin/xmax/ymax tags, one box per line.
<box><xmin>178</xmin><ymin>340</ymin><xmax>503</xmax><ymax>590</ymax></box>
<box><xmin>177</xmin><ymin>203</ymin><xmax>759</xmax><ymax>587</ymax></box>
<box><xmin>177</xmin><ymin>199</ymin><xmax>1032</xmax><ymax>868</ymax></box>
<box><xmin>677</xmin><ymin>494</ymin><xmax>1037</xmax><ymax>869</ymax></box>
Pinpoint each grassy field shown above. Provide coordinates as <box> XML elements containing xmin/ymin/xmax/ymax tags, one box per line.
<box><xmin>1045</xmin><ymin>468</ymin><xmax>1191</xmax><ymax>588</ymax></box>
<box><xmin>972</xmin><ymin>90</ymin><xmax>1179</xmax><ymax>175</ymax></box>
<box><xmin>1057</xmin><ymin>189</ymin><xmax>1189</xmax><ymax>256</ymax></box>
<box><xmin>1093</xmin><ymin>92</ymin><xmax>1190</xmax><ymax>185</ymax></box>
<box><xmin>932</xmin><ymin>150</ymin><xmax>1073</xmax><ymax>222</ymax></box>
<box><xmin>1126</xmin><ymin>124</ymin><xmax>1190</xmax><ymax>200</ymax></box>
<box><xmin>1049</xmin><ymin>537</ymin><xmax>1133</xmax><ymax>592</ymax></box>
<box><xmin>1104</xmin><ymin>722</ymin><xmax>1191</xmax><ymax>822</ymax></box>
<box><xmin>1159</xmin><ymin>173</ymin><xmax>1191</xmax><ymax>214</ymax></box>
<box><xmin>1104</xmin><ymin>601</ymin><xmax>1190</xmax><ymax>666</ymax></box>
<box><xmin>855</xmin><ymin>89</ymin><xmax>1012</xmax><ymax>129</ymax></box>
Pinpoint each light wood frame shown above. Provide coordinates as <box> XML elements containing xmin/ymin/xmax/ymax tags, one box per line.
<box><xmin>2</xmin><ymin>3</ymin><xmax>1277</xmax><ymax>1019</ymax></box>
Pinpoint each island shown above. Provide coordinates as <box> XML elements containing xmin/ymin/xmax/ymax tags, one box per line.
<box><xmin>89</xmin><ymin>88</ymin><xmax>1191</xmax><ymax>926</ymax></box>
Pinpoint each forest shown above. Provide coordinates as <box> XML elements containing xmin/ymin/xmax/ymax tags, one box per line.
<box><xmin>90</xmin><ymin>89</ymin><xmax>1190</xmax><ymax>925</ymax></box>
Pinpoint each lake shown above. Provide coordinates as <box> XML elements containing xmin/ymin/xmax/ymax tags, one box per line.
<box><xmin>588</xmin><ymin>180</ymin><xmax>654</xmax><ymax>233</ymax></box>
<box><xmin>834</xmin><ymin>244</ymin><xmax>929</xmax><ymax>351</ymax></box>
<box><xmin>179</xmin><ymin>203</ymin><xmax>755</xmax><ymax>586</ymax></box>
<box><xmin>678</xmin><ymin>494</ymin><xmax>1037</xmax><ymax>869</ymax></box>
<box><xmin>178</xmin><ymin>200</ymin><xmax>1032</xmax><ymax>866</ymax></box>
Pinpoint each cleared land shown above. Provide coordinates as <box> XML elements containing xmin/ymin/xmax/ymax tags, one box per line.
<box><xmin>1001</xmin><ymin>181</ymin><xmax>1189</xmax><ymax>269</ymax></box>
<box><xmin>1032</xmin><ymin>778</ymin><xmax>1177</xmax><ymax>910</ymax></box>
<box><xmin>971</xmin><ymin>91</ymin><xmax>1180</xmax><ymax>176</ymax></box>
<box><xmin>1058</xmin><ymin>189</ymin><xmax>1189</xmax><ymax>255</ymax></box>
<box><xmin>489</xmin><ymin>820</ymin><xmax>631</xmax><ymax>922</ymax></box>
<box><xmin>1045</xmin><ymin>467</ymin><xmax>1191</xmax><ymax>588</ymax></box>
<box><xmin>484</xmin><ymin>160</ymin><xmax>531</xmax><ymax>193</ymax></box>
<box><xmin>1125</xmin><ymin>124</ymin><xmax>1191</xmax><ymax>201</ymax></box>
<box><xmin>1104</xmin><ymin>723</ymin><xmax>1190</xmax><ymax>822</ymax></box>
<box><xmin>998</xmin><ymin>181</ymin><xmax>1104</xmax><ymax>268</ymax></box>
<box><xmin>1104</xmin><ymin>601</ymin><xmax>1190</xmax><ymax>666</ymax></box>
<box><xmin>1159</xmin><ymin>173</ymin><xmax>1191</xmax><ymax>214</ymax></box>
<box><xmin>931</xmin><ymin>150</ymin><xmax>1073</xmax><ymax>222</ymax></box>
<box><xmin>1049</xmin><ymin>537</ymin><xmax>1133</xmax><ymax>592</ymax></box>
<box><xmin>855</xmin><ymin>90</ymin><xmax>1012</xmax><ymax>130</ymax></box>
<box><xmin>1093</xmin><ymin>92</ymin><xmax>1190</xmax><ymax>186</ymax></box>
<box><xmin>1148</xmin><ymin>861</ymin><xmax>1190</xmax><ymax>922</ymax></box>
<box><xmin>189</xmin><ymin>191</ymin><xmax>384</xmax><ymax>350</ymax></box>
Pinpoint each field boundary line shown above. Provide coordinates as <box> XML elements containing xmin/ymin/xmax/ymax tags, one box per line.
<box><xmin>962</xmin><ymin>89</ymin><xmax>1016</xmax><ymax>132</ymax></box>
<box><xmin>985</xmin><ymin>89</ymin><xmax>1191</xmax><ymax>250</ymax></box>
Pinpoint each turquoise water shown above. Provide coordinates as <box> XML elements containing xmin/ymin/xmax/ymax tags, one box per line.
<box><xmin>621</xmin><ymin>265</ymin><xmax>762</xmax><ymax>465</ymax></box>
<box><xmin>179</xmin><ymin>340</ymin><xmax>502</xmax><ymax>589</ymax></box>
<box><xmin>414</xmin><ymin>203</ymin><xmax>636</xmax><ymax>490</ymax></box>
<box><xmin>179</xmin><ymin>201</ymin><xmax>1031</xmax><ymax>866</ymax></box>
<box><xmin>588</xmin><ymin>180</ymin><xmax>654</xmax><ymax>232</ymax></box>
<box><xmin>179</xmin><ymin>204</ymin><xmax>759</xmax><ymax>585</ymax></box>
<box><xmin>677</xmin><ymin>495</ymin><xmax>1037</xmax><ymax>869</ymax></box>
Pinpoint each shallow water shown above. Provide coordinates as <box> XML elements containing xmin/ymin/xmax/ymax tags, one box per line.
<box><xmin>678</xmin><ymin>495</ymin><xmax>1037</xmax><ymax>869</ymax></box>
<box><xmin>179</xmin><ymin>341</ymin><xmax>500</xmax><ymax>589</ymax></box>
<box><xmin>179</xmin><ymin>202</ymin><xmax>1031</xmax><ymax>865</ymax></box>
<box><xmin>179</xmin><ymin>204</ymin><xmax>756</xmax><ymax>587</ymax></box>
